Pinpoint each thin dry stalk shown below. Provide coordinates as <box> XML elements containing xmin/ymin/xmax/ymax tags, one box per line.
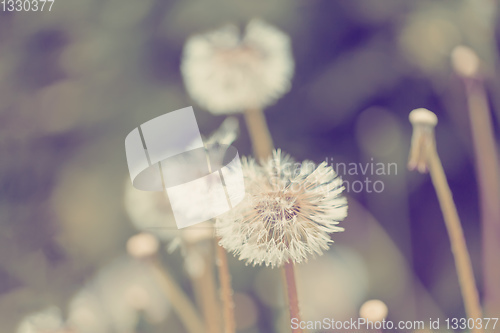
<box><xmin>452</xmin><ymin>46</ymin><xmax>500</xmax><ymax>315</ymax></box>
<box><xmin>206</xmin><ymin>147</ymin><xmax>235</xmax><ymax>333</ymax></box>
<box><xmin>147</xmin><ymin>258</ymin><xmax>205</xmax><ymax>333</ymax></box>
<box><xmin>244</xmin><ymin>108</ymin><xmax>274</xmax><ymax>161</ymax></box>
<box><xmin>244</xmin><ymin>108</ymin><xmax>303</xmax><ymax>333</ymax></box>
<box><xmin>216</xmin><ymin>237</ymin><xmax>236</xmax><ymax>333</ymax></box>
<box><xmin>426</xmin><ymin>143</ymin><xmax>483</xmax><ymax>329</ymax></box>
<box><xmin>408</xmin><ymin>109</ymin><xmax>483</xmax><ymax>331</ymax></box>
<box><xmin>188</xmin><ymin>245</ymin><xmax>221</xmax><ymax>333</ymax></box>
<box><xmin>284</xmin><ymin>261</ymin><xmax>302</xmax><ymax>333</ymax></box>
<box><xmin>463</xmin><ymin>78</ymin><xmax>500</xmax><ymax>316</ymax></box>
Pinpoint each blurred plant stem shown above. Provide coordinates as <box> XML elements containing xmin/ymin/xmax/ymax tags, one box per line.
<box><xmin>408</xmin><ymin>109</ymin><xmax>483</xmax><ymax>331</ymax></box>
<box><xmin>244</xmin><ymin>108</ymin><xmax>303</xmax><ymax>333</ymax></box>
<box><xmin>284</xmin><ymin>261</ymin><xmax>302</xmax><ymax>333</ymax></box>
<box><xmin>147</xmin><ymin>257</ymin><xmax>205</xmax><ymax>333</ymax></box>
<box><xmin>462</xmin><ymin>77</ymin><xmax>500</xmax><ymax>317</ymax></box>
<box><xmin>216</xmin><ymin>237</ymin><xmax>236</xmax><ymax>333</ymax></box>
<box><xmin>426</xmin><ymin>137</ymin><xmax>483</xmax><ymax>331</ymax></box>
<box><xmin>187</xmin><ymin>244</ymin><xmax>221</xmax><ymax>333</ymax></box>
<box><xmin>244</xmin><ymin>108</ymin><xmax>274</xmax><ymax>162</ymax></box>
<box><xmin>205</xmin><ymin>144</ymin><xmax>235</xmax><ymax>333</ymax></box>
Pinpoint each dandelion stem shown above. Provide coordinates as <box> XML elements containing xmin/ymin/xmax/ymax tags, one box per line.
<box><xmin>463</xmin><ymin>78</ymin><xmax>500</xmax><ymax>316</ymax></box>
<box><xmin>408</xmin><ymin>109</ymin><xmax>483</xmax><ymax>330</ymax></box>
<box><xmin>244</xmin><ymin>108</ymin><xmax>302</xmax><ymax>333</ymax></box>
<box><xmin>425</xmin><ymin>142</ymin><xmax>483</xmax><ymax>330</ymax></box>
<box><xmin>147</xmin><ymin>258</ymin><xmax>205</xmax><ymax>333</ymax></box>
<box><xmin>244</xmin><ymin>108</ymin><xmax>274</xmax><ymax>161</ymax></box>
<box><xmin>284</xmin><ymin>262</ymin><xmax>303</xmax><ymax>333</ymax></box>
<box><xmin>188</xmin><ymin>246</ymin><xmax>221</xmax><ymax>333</ymax></box>
<box><xmin>216</xmin><ymin>237</ymin><xmax>236</xmax><ymax>333</ymax></box>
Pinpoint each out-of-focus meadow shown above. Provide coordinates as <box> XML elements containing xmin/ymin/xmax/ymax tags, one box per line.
<box><xmin>0</xmin><ymin>0</ymin><xmax>499</xmax><ymax>332</ymax></box>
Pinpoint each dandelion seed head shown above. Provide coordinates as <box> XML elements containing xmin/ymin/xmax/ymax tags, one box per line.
<box><xmin>217</xmin><ymin>150</ymin><xmax>347</xmax><ymax>267</ymax></box>
<box><xmin>181</xmin><ymin>19</ymin><xmax>294</xmax><ymax>114</ymax></box>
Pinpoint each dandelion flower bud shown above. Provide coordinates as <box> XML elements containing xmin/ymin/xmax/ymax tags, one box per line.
<box><xmin>216</xmin><ymin>150</ymin><xmax>347</xmax><ymax>267</ymax></box>
<box><xmin>408</xmin><ymin>108</ymin><xmax>438</xmax><ymax>173</ymax></box>
<box><xmin>451</xmin><ymin>45</ymin><xmax>480</xmax><ymax>78</ymax></box>
<box><xmin>127</xmin><ymin>233</ymin><xmax>159</xmax><ymax>259</ymax></box>
<box><xmin>181</xmin><ymin>19</ymin><xmax>295</xmax><ymax>114</ymax></box>
<box><xmin>359</xmin><ymin>299</ymin><xmax>388</xmax><ymax>322</ymax></box>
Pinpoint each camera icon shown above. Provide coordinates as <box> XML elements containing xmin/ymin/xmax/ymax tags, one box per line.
<box><xmin>125</xmin><ymin>107</ymin><xmax>245</xmax><ymax>229</ymax></box>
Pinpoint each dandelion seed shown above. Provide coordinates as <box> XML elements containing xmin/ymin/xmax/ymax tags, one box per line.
<box><xmin>181</xmin><ymin>19</ymin><xmax>294</xmax><ymax>114</ymax></box>
<box><xmin>217</xmin><ymin>150</ymin><xmax>347</xmax><ymax>267</ymax></box>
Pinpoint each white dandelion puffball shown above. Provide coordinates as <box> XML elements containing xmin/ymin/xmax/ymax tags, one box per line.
<box><xmin>216</xmin><ymin>150</ymin><xmax>348</xmax><ymax>267</ymax></box>
<box><xmin>181</xmin><ymin>19</ymin><xmax>295</xmax><ymax>114</ymax></box>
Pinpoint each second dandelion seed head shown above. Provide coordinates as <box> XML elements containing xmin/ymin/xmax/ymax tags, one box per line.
<box><xmin>181</xmin><ymin>19</ymin><xmax>295</xmax><ymax>114</ymax></box>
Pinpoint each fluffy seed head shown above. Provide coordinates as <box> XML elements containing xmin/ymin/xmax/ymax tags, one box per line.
<box><xmin>216</xmin><ymin>150</ymin><xmax>347</xmax><ymax>267</ymax></box>
<box><xmin>181</xmin><ymin>19</ymin><xmax>294</xmax><ymax>114</ymax></box>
